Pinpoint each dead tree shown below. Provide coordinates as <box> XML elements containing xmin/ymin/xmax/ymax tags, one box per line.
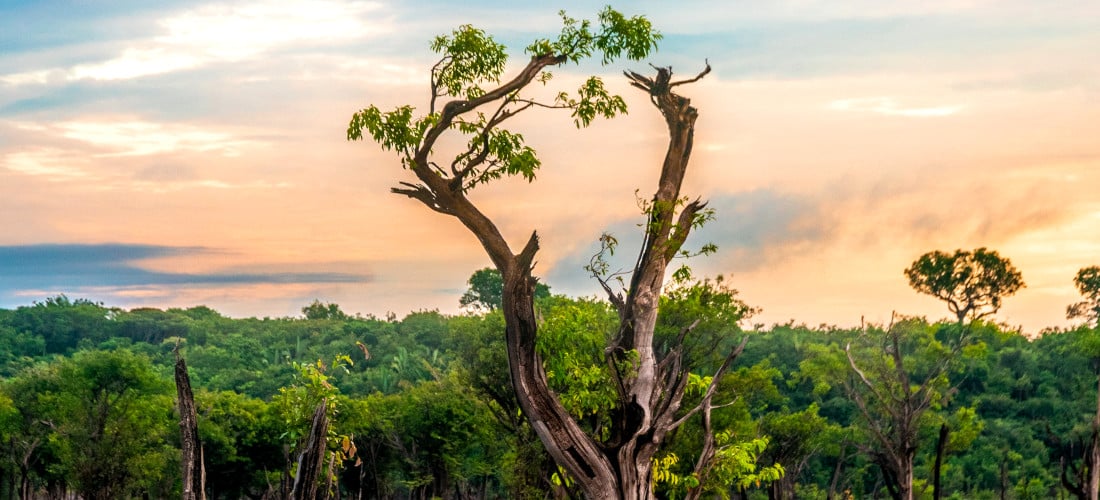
<box><xmin>290</xmin><ymin>401</ymin><xmax>330</xmax><ymax>500</ymax></box>
<box><xmin>174</xmin><ymin>346</ymin><xmax>205</xmax><ymax>500</ymax></box>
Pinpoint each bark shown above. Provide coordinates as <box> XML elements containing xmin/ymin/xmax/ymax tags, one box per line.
<box><xmin>388</xmin><ymin>55</ymin><xmax>719</xmax><ymax>499</ymax></box>
<box><xmin>290</xmin><ymin>401</ymin><xmax>330</xmax><ymax>500</ymax></box>
<box><xmin>827</xmin><ymin>444</ymin><xmax>848</xmax><ymax>500</ymax></box>
<box><xmin>932</xmin><ymin>423</ymin><xmax>949</xmax><ymax>500</ymax></box>
<box><xmin>174</xmin><ymin>349</ymin><xmax>205</xmax><ymax>500</ymax></box>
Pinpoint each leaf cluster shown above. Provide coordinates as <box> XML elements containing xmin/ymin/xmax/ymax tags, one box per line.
<box><xmin>347</xmin><ymin>7</ymin><xmax>661</xmax><ymax>196</ymax></box>
<box><xmin>904</xmin><ymin>248</ymin><xmax>1025</xmax><ymax>322</ymax></box>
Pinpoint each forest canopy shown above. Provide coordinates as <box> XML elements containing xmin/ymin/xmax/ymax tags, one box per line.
<box><xmin>0</xmin><ymin>264</ymin><xmax>1098</xmax><ymax>499</ymax></box>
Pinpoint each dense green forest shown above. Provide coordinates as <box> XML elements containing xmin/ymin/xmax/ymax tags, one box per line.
<box><xmin>1</xmin><ymin>264</ymin><xmax>1099</xmax><ymax>499</ymax></box>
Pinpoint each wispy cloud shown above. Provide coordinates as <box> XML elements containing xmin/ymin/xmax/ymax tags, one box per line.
<box><xmin>55</xmin><ymin>120</ymin><xmax>260</xmax><ymax>157</ymax></box>
<box><xmin>3</xmin><ymin>149</ymin><xmax>92</xmax><ymax>179</ymax></box>
<box><xmin>1</xmin><ymin>0</ymin><xmax>387</xmax><ymax>85</ymax></box>
<box><xmin>828</xmin><ymin>97</ymin><xmax>962</xmax><ymax>117</ymax></box>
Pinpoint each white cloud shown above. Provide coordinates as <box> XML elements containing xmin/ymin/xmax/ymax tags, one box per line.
<box><xmin>70</xmin><ymin>48</ymin><xmax>203</xmax><ymax>81</ymax></box>
<box><xmin>0</xmin><ymin>69</ymin><xmax>56</xmax><ymax>86</ymax></box>
<box><xmin>3</xmin><ymin>149</ymin><xmax>92</xmax><ymax>179</ymax></box>
<box><xmin>1</xmin><ymin>0</ymin><xmax>387</xmax><ymax>84</ymax></box>
<box><xmin>56</xmin><ymin>120</ymin><xmax>260</xmax><ymax>157</ymax></box>
<box><xmin>828</xmin><ymin>97</ymin><xmax>962</xmax><ymax>117</ymax></box>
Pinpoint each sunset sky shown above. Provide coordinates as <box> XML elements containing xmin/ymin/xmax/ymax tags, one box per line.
<box><xmin>2</xmin><ymin>1</ymin><xmax>1098</xmax><ymax>333</ymax></box>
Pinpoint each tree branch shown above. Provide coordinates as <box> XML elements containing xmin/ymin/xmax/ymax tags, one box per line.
<box><xmin>669</xmin><ymin>336</ymin><xmax>748</xmax><ymax>431</ymax></box>
<box><xmin>669</xmin><ymin>61</ymin><xmax>711</xmax><ymax>88</ymax></box>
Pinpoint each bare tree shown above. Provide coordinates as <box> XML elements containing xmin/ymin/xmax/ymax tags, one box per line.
<box><xmin>348</xmin><ymin>9</ymin><xmax>755</xmax><ymax>498</ymax></box>
<box><xmin>841</xmin><ymin>320</ymin><xmax>972</xmax><ymax>500</ymax></box>
<box><xmin>173</xmin><ymin>346</ymin><xmax>205</xmax><ymax>500</ymax></box>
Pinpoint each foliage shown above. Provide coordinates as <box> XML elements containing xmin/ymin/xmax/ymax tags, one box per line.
<box><xmin>2</xmin><ymin>349</ymin><xmax>176</xmax><ymax>499</ymax></box>
<box><xmin>272</xmin><ymin>355</ymin><xmax>356</xmax><ymax>496</ymax></box>
<box><xmin>347</xmin><ymin>7</ymin><xmax>658</xmax><ymax>194</ymax></box>
<box><xmin>1</xmin><ymin>282</ymin><xmax>1098</xmax><ymax>499</ymax></box>
<box><xmin>536</xmin><ymin>297</ymin><xmax>619</xmax><ymax>423</ymax></box>
<box><xmin>905</xmin><ymin>248</ymin><xmax>1025</xmax><ymax>323</ymax></box>
<box><xmin>302</xmin><ymin>300</ymin><xmax>349</xmax><ymax>320</ymax></box>
<box><xmin>1067</xmin><ymin>266</ymin><xmax>1100</xmax><ymax>326</ymax></box>
<box><xmin>460</xmin><ymin>267</ymin><xmax>550</xmax><ymax>311</ymax></box>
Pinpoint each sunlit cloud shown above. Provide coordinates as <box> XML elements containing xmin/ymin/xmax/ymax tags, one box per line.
<box><xmin>1</xmin><ymin>0</ymin><xmax>387</xmax><ymax>85</ymax></box>
<box><xmin>828</xmin><ymin>97</ymin><xmax>962</xmax><ymax>117</ymax></box>
<box><xmin>56</xmin><ymin>120</ymin><xmax>260</xmax><ymax>157</ymax></box>
<box><xmin>70</xmin><ymin>48</ymin><xmax>203</xmax><ymax>81</ymax></box>
<box><xmin>0</xmin><ymin>70</ymin><xmax>55</xmax><ymax>86</ymax></box>
<box><xmin>128</xmin><ymin>179</ymin><xmax>292</xmax><ymax>193</ymax></box>
<box><xmin>3</xmin><ymin>149</ymin><xmax>92</xmax><ymax>180</ymax></box>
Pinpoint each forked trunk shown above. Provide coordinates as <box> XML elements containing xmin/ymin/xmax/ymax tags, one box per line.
<box><xmin>385</xmin><ymin>44</ymin><xmax>717</xmax><ymax>495</ymax></box>
<box><xmin>494</xmin><ymin>66</ymin><xmax>711</xmax><ymax>499</ymax></box>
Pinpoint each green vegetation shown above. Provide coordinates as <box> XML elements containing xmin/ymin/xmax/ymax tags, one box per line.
<box><xmin>2</xmin><ymin>8</ymin><xmax>1094</xmax><ymax>500</ymax></box>
<box><xmin>0</xmin><ymin>258</ymin><xmax>1097</xmax><ymax>498</ymax></box>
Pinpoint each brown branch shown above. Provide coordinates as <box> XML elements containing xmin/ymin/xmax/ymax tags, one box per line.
<box><xmin>665</xmin><ymin>199</ymin><xmax>707</xmax><ymax>260</ymax></box>
<box><xmin>451</xmin><ymin>97</ymin><xmax>515</xmax><ymax>176</ymax></box>
<box><xmin>656</xmin><ymin>319</ymin><xmax>701</xmax><ymax>377</ymax></box>
<box><xmin>390</xmin><ymin>183</ymin><xmax>454</xmax><ymax>215</ymax></box>
<box><xmin>669</xmin><ymin>61</ymin><xmax>711</xmax><ymax>88</ymax></box>
<box><xmin>845</xmin><ymin>342</ymin><xmax>905</xmax><ymax>417</ymax></box>
<box><xmin>428</xmin><ymin>56</ymin><xmax>454</xmax><ymax>115</ymax></box>
<box><xmin>418</xmin><ymin>53</ymin><xmax>565</xmax><ymax>168</ymax></box>
<box><xmin>669</xmin><ymin>336</ymin><xmax>748</xmax><ymax>431</ymax></box>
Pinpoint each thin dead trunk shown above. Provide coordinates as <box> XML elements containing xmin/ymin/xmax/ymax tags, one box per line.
<box><xmin>290</xmin><ymin>401</ymin><xmax>330</xmax><ymax>500</ymax></box>
<box><xmin>932</xmin><ymin>423</ymin><xmax>949</xmax><ymax>500</ymax></box>
<box><xmin>174</xmin><ymin>348</ymin><xmax>205</xmax><ymax>500</ymax></box>
<box><xmin>827</xmin><ymin>443</ymin><xmax>848</xmax><ymax>500</ymax></box>
<box><xmin>1091</xmin><ymin>374</ymin><xmax>1100</xmax><ymax>499</ymax></box>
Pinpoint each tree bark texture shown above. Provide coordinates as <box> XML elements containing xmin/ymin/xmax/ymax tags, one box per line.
<box><xmin>290</xmin><ymin>401</ymin><xmax>330</xmax><ymax>500</ymax></box>
<box><xmin>174</xmin><ymin>350</ymin><xmax>205</xmax><ymax>500</ymax></box>
<box><xmin>389</xmin><ymin>57</ymin><xmax>722</xmax><ymax>499</ymax></box>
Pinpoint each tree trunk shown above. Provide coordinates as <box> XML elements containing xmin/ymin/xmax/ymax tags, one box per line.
<box><xmin>384</xmin><ymin>43</ymin><xmax>717</xmax><ymax>495</ymax></box>
<box><xmin>174</xmin><ymin>350</ymin><xmax>205</xmax><ymax>500</ymax></box>
<box><xmin>897</xmin><ymin>453</ymin><xmax>914</xmax><ymax>500</ymax></box>
<box><xmin>827</xmin><ymin>444</ymin><xmax>848</xmax><ymax>500</ymax></box>
<box><xmin>932</xmin><ymin>423</ymin><xmax>949</xmax><ymax>500</ymax></box>
<box><xmin>290</xmin><ymin>401</ymin><xmax>331</xmax><ymax>500</ymax></box>
<box><xmin>1090</xmin><ymin>374</ymin><xmax>1100</xmax><ymax>500</ymax></box>
<box><xmin>474</xmin><ymin>66</ymin><xmax>713</xmax><ymax>499</ymax></box>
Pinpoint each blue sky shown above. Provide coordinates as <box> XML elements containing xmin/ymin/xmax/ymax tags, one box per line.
<box><xmin>1</xmin><ymin>1</ymin><xmax>1098</xmax><ymax>331</ymax></box>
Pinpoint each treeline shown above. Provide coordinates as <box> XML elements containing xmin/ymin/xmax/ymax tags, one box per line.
<box><xmin>0</xmin><ymin>276</ymin><xmax>1098</xmax><ymax>499</ymax></box>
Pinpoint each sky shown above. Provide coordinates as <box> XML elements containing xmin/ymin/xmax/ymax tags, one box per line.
<box><xmin>1</xmin><ymin>1</ymin><xmax>1098</xmax><ymax>333</ymax></box>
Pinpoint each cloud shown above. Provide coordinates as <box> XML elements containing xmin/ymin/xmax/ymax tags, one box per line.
<box><xmin>0</xmin><ymin>244</ymin><xmax>370</xmax><ymax>293</ymax></box>
<box><xmin>543</xmin><ymin>189</ymin><xmax>828</xmax><ymax>295</ymax></box>
<box><xmin>1</xmin><ymin>0</ymin><xmax>387</xmax><ymax>85</ymax></box>
<box><xmin>2</xmin><ymin>149</ymin><xmax>92</xmax><ymax>179</ymax></box>
<box><xmin>828</xmin><ymin>97</ymin><xmax>962</xmax><ymax>117</ymax></box>
<box><xmin>55</xmin><ymin>120</ymin><xmax>260</xmax><ymax>157</ymax></box>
